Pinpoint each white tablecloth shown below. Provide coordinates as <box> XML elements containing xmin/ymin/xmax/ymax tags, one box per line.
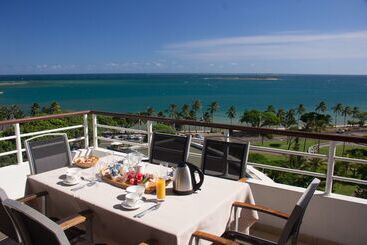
<box><xmin>27</xmin><ymin>156</ymin><xmax>258</xmax><ymax>245</ymax></box>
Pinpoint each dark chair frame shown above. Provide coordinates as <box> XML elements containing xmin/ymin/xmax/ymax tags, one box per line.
<box><xmin>149</xmin><ymin>132</ymin><xmax>191</xmax><ymax>165</ymax></box>
<box><xmin>193</xmin><ymin>178</ymin><xmax>321</xmax><ymax>245</ymax></box>
<box><xmin>25</xmin><ymin>133</ymin><xmax>72</xmax><ymax>175</ymax></box>
<box><xmin>3</xmin><ymin>198</ymin><xmax>93</xmax><ymax>245</ymax></box>
<box><xmin>1</xmin><ymin>187</ymin><xmax>48</xmax><ymax>243</ymax></box>
<box><xmin>201</xmin><ymin>138</ymin><xmax>250</xmax><ymax>180</ymax></box>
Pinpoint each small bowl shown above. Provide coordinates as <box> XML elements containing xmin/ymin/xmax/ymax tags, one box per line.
<box><xmin>126</xmin><ymin>185</ymin><xmax>145</xmax><ymax>196</ymax></box>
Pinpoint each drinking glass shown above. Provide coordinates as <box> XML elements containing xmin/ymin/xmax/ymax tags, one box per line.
<box><xmin>156</xmin><ymin>164</ymin><xmax>167</xmax><ymax>201</ymax></box>
<box><xmin>156</xmin><ymin>177</ymin><xmax>166</xmax><ymax>201</ymax></box>
<box><xmin>160</xmin><ymin>162</ymin><xmax>169</xmax><ymax>179</ymax></box>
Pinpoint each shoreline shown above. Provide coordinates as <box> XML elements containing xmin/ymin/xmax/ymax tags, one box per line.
<box><xmin>0</xmin><ymin>81</ymin><xmax>28</xmax><ymax>86</ymax></box>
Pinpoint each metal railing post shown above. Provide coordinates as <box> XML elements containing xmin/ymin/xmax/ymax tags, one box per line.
<box><xmin>147</xmin><ymin>120</ymin><xmax>153</xmax><ymax>158</ymax></box>
<box><xmin>83</xmin><ymin>114</ymin><xmax>89</xmax><ymax>148</ymax></box>
<box><xmin>14</xmin><ymin>123</ymin><xmax>23</xmax><ymax>164</ymax></box>
<box><xmin>325</xmin><ymin>141</ymin><xmax>337</xmax><ymax>195</ymax></box>
<box><xmin>224</xmin><ymin>129</ymin><xmax>230</xmax><ymax>140</ymax></box>
<box><xmin>92</xmin><ymin>114</ymin><xmax>98</xmax><ymax>148</ymax></box>
<box><xmin>223</xmin><ymin>129</ymin><xmax>230</xmax><ymax>176</ymax></box>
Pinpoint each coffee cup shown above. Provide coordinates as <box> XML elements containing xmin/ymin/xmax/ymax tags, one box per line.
<box><xmin>65</xmin><ymin>169</ymin><xmax>79</xmax><ymax>183</ymax></box>
<box><xmin>126</xmin><ymin>185</ymin><xmax>145</xmax><ymax>198</ymax></box>
<box><xmin>125</xmin><ymin>193</ymin><xmax>140</xmax><ymax>207</ymax></box>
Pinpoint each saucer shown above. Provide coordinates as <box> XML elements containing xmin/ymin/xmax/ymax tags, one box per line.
<box><xmin>121</xmin><ymin>200</ymin><xmax>143</xmax><ymax>210</ymax></box>
<box><xmin>63</xmin><ymin>179</ymin><xmax>80</xmax><ymax>186</ymax></box>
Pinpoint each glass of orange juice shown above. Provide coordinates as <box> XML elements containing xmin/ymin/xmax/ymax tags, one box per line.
<box><xmin>156</xmin><ymin>177</ymin><xmax>166</xmax><ymax>201</ymax></box>
<box><xmin>156</xmin><ymin>163</ymin><xmax>168</xmax><ymax>201</ymax></box>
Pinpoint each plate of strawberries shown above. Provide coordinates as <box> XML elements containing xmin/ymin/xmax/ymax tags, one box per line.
<box><xmin>100</xmin><ymin>163</ymin><xmax>170</xmax><ymax>193</ymax></box>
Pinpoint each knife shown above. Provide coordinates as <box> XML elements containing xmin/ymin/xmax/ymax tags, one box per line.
<box><xmin>134</xmin><ymin>203</ymin><xmax>161</xmax><ymax>218</ymax></box>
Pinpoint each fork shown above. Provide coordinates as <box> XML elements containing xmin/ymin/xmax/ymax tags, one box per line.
<box><xmin>134</xmin><ymin>203</ymin><xmax>161</xmax><ymax>218</ymax></box>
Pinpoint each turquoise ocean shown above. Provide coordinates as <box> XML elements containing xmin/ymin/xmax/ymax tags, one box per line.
<box><xmin>0</xmin><ymin>73</ymin><xmax>366</xmax><ymax>122</ymax></box>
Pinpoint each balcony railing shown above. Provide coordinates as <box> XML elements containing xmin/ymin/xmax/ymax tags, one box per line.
<box><xmin>0</xmin><ymin>110</ymin><xmax>366</xmax><ymax>196</ymax></box>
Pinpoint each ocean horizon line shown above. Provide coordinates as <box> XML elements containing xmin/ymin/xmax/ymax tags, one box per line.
<box><xmin>1</xmin><ymin>72</ymin><xmax>367</xmax><ymax>78</ymax></box>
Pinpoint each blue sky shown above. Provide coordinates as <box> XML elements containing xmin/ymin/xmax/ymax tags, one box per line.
<box><xmin>0</xmin><ymin>0</ymin><xmax>367</xmax><ymax>75</ymax></box>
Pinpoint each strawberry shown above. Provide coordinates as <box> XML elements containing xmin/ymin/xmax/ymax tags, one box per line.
<box><xmin>129</xmin><ymin>178</ymin><xmax>135</xmax><ymax>185</ymax></box>
<box><xmin>127</xmin><ymin>170</ymin><xmax>136</xmax><ymax>180</ymax></box>
<box><xmin>136</xmin><ymin>174</ymin><xmax>143</xmax><ymax>183</ymax></box>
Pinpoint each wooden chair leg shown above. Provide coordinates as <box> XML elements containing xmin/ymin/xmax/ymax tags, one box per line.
<box><xmin>85</xmin><ymin>216</ymin><xmax>93</xmax><ymax>244</ymax></box>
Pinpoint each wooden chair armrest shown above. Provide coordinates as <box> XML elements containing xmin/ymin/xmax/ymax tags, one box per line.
<box><xmin>192</xmin><ymin>231</ymin><xmax>239</xmax><ymax>245</ymax></box>
<box><xmin>233</xmin><ymin>202</ymin><xmax>289</xmax><ymax>220</ymax></box>
<box><xmin>16</xmin><ymin>191</ymin><xmax>48</xmax><ymax>203</ymax></box>
<box><xmin>138</xmin><ymin>239</ymin><xmax>159</xmax><ymax>245</ymax></box>
<box><xmin>57</xmin><ymin>209</ymin><xmax>93</xmax><ymax>230</ymax></box>
<box><xmin>238</xmin><ymin>178</ymin><xmax>247</xmax><ymax>183</ymax></box>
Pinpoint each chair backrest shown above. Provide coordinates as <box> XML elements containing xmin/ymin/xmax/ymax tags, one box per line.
<box><xmin>149</xmin><ymin>133</ymin><xmax>191</xmax><ymax>165</ymax></box>
<box><xmin>278</xmin><ymin>178</ymin><xmax>321</xmax><ymax>245</ymax></box>
<box><xmin>201</xmin><ymin>138</ymin><xmax>250</xmax><ymax>180</ymax></box>
<box><xmin>0</xmin><ymin>188</ymin><xmax>19</xmax><ymax>242</ymax></box>
<box><xmin>3</xmin><ymin>198</ymin><xmax>70</xmax><ymax>245</ymax></box>
<box><xmin>25</xmin><ymin>133</ymin><xmax>72</xmax><ymax>175</ymax></box>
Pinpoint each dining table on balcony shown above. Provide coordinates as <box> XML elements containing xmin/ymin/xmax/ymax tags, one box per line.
<box><xmin>26</xmin><ymin>154</ymin><xmax>259</xmax><ymax>245</ymax></box>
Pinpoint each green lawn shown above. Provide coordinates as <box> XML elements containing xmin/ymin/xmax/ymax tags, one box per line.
<box><xmin>319</xmin><ymin>144</ymin><xmax>367</xmax><ymax>157</ymax></box>
<box><xmin>254</xmin><ymin>138</ymin><xmax>320</xmax><ymax>152</ymax></box>
<box><xmin>254</xmin><ymin>138</ymin><xmax>366</xmax><ymax>158</ymax></box>
<box><xmin>249</xmin><ymin>142</ymin><xmax>365</xmax><ymax>197</ymax></box>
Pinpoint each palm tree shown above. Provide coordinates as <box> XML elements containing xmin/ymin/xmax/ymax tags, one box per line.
<box><xmin>352</xmin><ymin>106</ymin><xmax>360</xmax><ymax>118</ymax></box>
<box><xmin>266</xmin><ymin>105</ymin><xmax>276</xmax><ymax>113</ymax></box>
<box><xmin>3</xmin><ymin>105</ymin><xmax>24</xmax><ymax>119</ymax></box>
<box><xmin>315</xmin><ymin>101</ymin><xmax>327</xmax><ymax>114</ymax></box>
<box><xmin>180</xmin><ymin>104</ymin><xmax>191</xmax><ymax>132</ymax></box>
<box><xmin>157</xmin><ymin>111</ymin><xmax>165</xmax><ymax>117</ymax></box>
<box><xmin>168</xmin><ymin>104</ymin><xmax>178</xmax><ymax>119</ymax></box>
<box><xmin>203</xmin><ymin>111</ymin><xmax>211</xmax><ymax>122</ymax></box>
<box><xmin>191</xmin><ymin>100</ymin><xmax>202</xmax><ymax>132</ymax></box>
<box><xmin>208</xmin><ymin>102</ymin><xmax>219</xmax><ymax>122</ymax></box>
<box><xmin>342</xmin><ymin>106</ymin><xmax>352</xmax><ymax>126</ymax></box>
<box><xmin>31</xmin><ymin>103</ymin><xmax>41</xmax><ymax>116</ymax></box>
<box><xmin>181</xmin><ymin>104</ymin><xmax>190</xmax><ymax>119</ymax></box>
<box><xmin>202</xmin><ymin>111</ymin><xmax>211</xmax><ymax>132</ymax></box>
<box><xmin>332</xmin><ymin>103</ymin><xmax>344</xmax><ymax>127</ymax></box>
<box><xmin>296</xmin><ymin>104</ymin><xmax>306</xmax><ymax>126</ymax></box>
<box><xmin>49</xmin><ymin>102</ymin><xmax>61</xmax><ymax>114</ymax></box>
<box><xmin>192</xmin><ymin>100</ymin><xmax>202</xmax><ymax>120</ymax></box>
<box><xmin>146</xmin><ymin>107</ymin><xmax>155</xmax><ymax>116</ymax></box>
<box><xmin>226</xmin><ymin>106</ymin><xmax>236</xmax><ymax>124</ymax></box>
<box><xmin>284</xmin><ymin>109</ymin><xmax>296</xmax><ymax>128</ymax></box>
<box><xmin>277</xmin><ymin>108</ymin><xmax>286</xmax><ymax>127</ymax></box>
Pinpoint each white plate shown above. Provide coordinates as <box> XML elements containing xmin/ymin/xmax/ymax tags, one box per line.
<box><xmin>63</xmin><ymin>179</ymin><xmax>80</xmax><ymax>186</ymax></box>
<box><xmin>121</xmin><ymin>200</ymin><xmax>143</xmax><ymax>210</ymax></box>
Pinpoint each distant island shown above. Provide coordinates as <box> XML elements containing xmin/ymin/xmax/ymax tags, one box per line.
<box><xmin>0</xmin><ymin>81</ymin><xmax>28</xmax><ymax>86</ymax></box>
<box><xmin>204</xmin><ymin>76</ymin><xmax>280</xmax><ymax>81</ymax></box>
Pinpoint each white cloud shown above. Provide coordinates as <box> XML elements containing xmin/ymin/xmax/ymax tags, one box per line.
<box><xmin>161</xmin><ymin>30</ymin><xmax>367</xmax><ymax>61</ymax></box>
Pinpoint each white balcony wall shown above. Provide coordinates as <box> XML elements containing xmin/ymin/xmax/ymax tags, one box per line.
<box><xmin>248</xmin><ymin>179</ymin><xmax>367</xmax><ymax>245</ymax></box>
<box><xmin>0</xmin><ymin>148</ymin><xmax>366</xmax><ymax>244</ymax></box>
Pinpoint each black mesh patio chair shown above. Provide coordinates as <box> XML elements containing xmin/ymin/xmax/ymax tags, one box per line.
<box><xmin>0</xmin><ymin>188</ymin><xmax>20</xmax><ymax>244</ymax></box>
<box><xmin>1</xmin><ymin>187</ymin><xmax>94</xmax><ymax>245</ymax></box>
<box><xmin>1</xmin><ymin>187</ymin><xmax>51</xmax><ymax>244</ymax></box>
<box><xmin>201</xmin><ymin>138</ymin><xmax>250</xmax><ymax>180</ymax></box>
<box><xmin>149</xmin><ymin>133</ymin><xmax>191</xmax><ymax>166</ymax></box>
<box><xmin>25</xmin><ymin>133</ymin><xmax>72</xmax><ymax>175</ymax></box>
<box><xmin>3</xmin><ymin>198</ymin><xmax>93</xmax><ymax>245</ymax></box>
<box><xmin>193</xmin><ymin>178</ymin><xmax>321</xmax><ymax>245</ymax></box>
